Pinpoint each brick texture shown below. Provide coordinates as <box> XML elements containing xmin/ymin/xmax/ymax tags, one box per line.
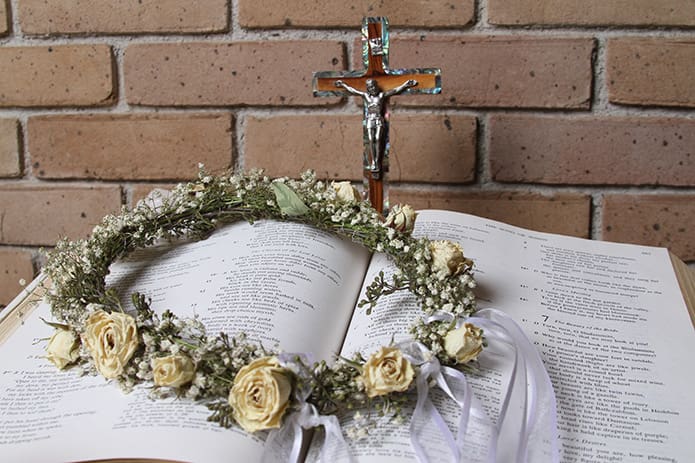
<box><xmin>603</xmin><ymin>195</ymin><xmax>695</xmax><ymax>261</ymax></box>
<box><xmin>125</xmin><ymin>42</ymin><xmax>343</xmax><ymax>107</ymax></box>
<box><xmin>0</xmin><ymin>5</ymin><xmax>693</xmax><ymax>262</ymax></box>
<box><xmin>244</xmin><ymin>114</ymin><xmax>476</xmax><ymax>182</ymax></box>
<box><xmin>369</xmin><ymin>37</ymin><xmax>594</xmax><ymax>109</ymax></box>
<box><xmin>0</xmin><ymin>185</ymin><xmax>122</xmax><ymax>245</ymax></box>
<box><xmin>0</xmin><ymin>45</ymin><xmax>114</xmax><ymax>107</ymax></box>
<box><xmin>0</xmin><ymin>248</ymin><xmax>34</xmax><ymax>306</ymax></box>
<box><xmin>489</xmin><ymin>115</ymin><xmax>695</xmax><ymax>186</ymax></box>
<box><xmin>239</xmin><ymin>0</ymin><xmax>474</xmax><ymax>28</ymax></box>
<box><xmin>607</xmin><ymin>39</ymin><xmax>695</xmax><ymax>108</ymax></box>
<box><xmin>391</xmin><ymin>189</ymin><xmax>591</xmax><ymax>238</ymax></box>
<box><xmin>18</xmin><ymin>0</ymin><xmax>228</xmax><ymax>35</ymax></box>
<box><xmin>488</xmin><ymin>0</ymin><xmax>695</xmax><ymax>27</ymax></box>
<box><xmin>0</xmin><ymin>119</ymin><xmax>20</xmax><ymax>177</ymax></box>
<box><xmin>29</xmin><ymin>113</ymin><xmax>233</xmax><ymax>180</ymax></box>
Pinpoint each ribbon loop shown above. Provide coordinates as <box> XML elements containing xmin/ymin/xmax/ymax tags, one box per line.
<box><xmin>263</xmin><ymin>402</ymin><xmax>352</xmax><ymax>463</ymax></box>
<box><xmin>400</xmin><ymin>340</ymin><xmax>495</xmax><ymax>463</ymax></box>
<box><xmin>263</xmin><ymin>353</ymin><xmax>352</xmax><ymax>463</ymax></box>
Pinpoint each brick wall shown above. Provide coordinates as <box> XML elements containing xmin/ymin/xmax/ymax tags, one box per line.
<box><xmin>1</xmin><ymin>0</ymin><xmax>694</xmax><ymax>305</ymax></box>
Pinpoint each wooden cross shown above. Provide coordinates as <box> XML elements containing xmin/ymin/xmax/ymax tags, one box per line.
<box><xmin>313</xmin><ymin>17</ymin><xmax>441</xmax><ymax>214</ymax></box>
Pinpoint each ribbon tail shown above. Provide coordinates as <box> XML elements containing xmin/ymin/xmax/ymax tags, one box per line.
<box><xmin>410</xmin><ymin>367</ymin><xmax>458</xmax><ymax>463</ymax></box>
<box><xmin>295</xmin><ymin>403</ymin><xmax>353</xmax><ymax>463</ymax></box>
<box><xmin>261</xmin><ymin>411</ymin><xmax>305</xmax><ymax>463</ymax></box>
<box><xmin>311</xmin><ymin>413</ymin><xmax>352</xmax><ymax>463</ymax></box>
<box><xmin>471</xmin><ymin>308</ymin><xmax>560</xmax><ymax>463</ymax></box>
<box><xmin>439</xmin><ymin>366</ymin><xmax>497</xmax><ymax>463</ymax></box>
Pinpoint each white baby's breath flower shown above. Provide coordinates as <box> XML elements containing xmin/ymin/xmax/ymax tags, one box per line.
<box><xmin>193</xmin><ymin>372</ymin><xmax>206</xmax><ymax>388</ymax></box>
<box><xmin>185</xmin><ymin>385</ymin><xmax>200</xmax><ymax>399</ymax></box>
<box><xmin>390</xmin><ymin>239</ymin><xmax>404</xmax><ymax>249</ymax></box>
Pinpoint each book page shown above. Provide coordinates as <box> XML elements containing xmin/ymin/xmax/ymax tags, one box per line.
<box><xmin>0</xmin><ymin>219</ymin><xmax>370</xmax><ymax>463</ymax></box>
<box><xmin>332</xmin><ymin>210</ymin><xmax>694</xmax><ymax>463</ymax></box>
<box><xmin>107</xmin><ymin>220</ymin><xmax>369</xmax><ymax>358</ymax></box>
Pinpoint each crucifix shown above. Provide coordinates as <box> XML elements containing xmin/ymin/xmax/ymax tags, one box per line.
<box><xmin>313</xmin><ymin>17</ymin><xmax>441</xmax><ymax>214</ymax></box>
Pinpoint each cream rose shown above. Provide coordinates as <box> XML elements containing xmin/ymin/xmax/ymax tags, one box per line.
<box><xmin>46</xmin><ymin>328</ymin><xmax>80</xmax><ymax>370</ymax></box>
<box><xmin>444</xmin><ymin>323</ymin><xmax>484</xmax><ymax>364</ymax></box>
<box><xmin>332</xmin><ymin>181</ymin><xmax>362</xmax><ymax>202</ymax></box>
<box><xmin>152</xmin><ymin>354</ymin><xmax>196</xmax><ymax>388</ymax></box>
<box><xmin>82</xmin><ymin>310</ymin><xmax>139</xmax><ymax>379</ymax></box>
<box><xmin>228</xmin><ymin>356</ymin><xmax>292</xmax><ymax>433</ymax></box>
<box><xmin>361</xmin><ymin>347</ymin><xmax>415</xmax><ymax>398</ymax></box>
<box><xmin>384</xmin><ymin>204</ymin><xmax>417</xmax><ymax>233</ymax></box>
<box><xmin>430</xmin><ymin>240</ymin><xmax>470</xmax><ymax>276</ymax></box>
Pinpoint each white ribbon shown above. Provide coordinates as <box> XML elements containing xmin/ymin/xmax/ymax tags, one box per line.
<box><xmin>261</xmin><ymin>306</ymin><xmax>560</xmax><ymax>463</ymax></box>
<box><xmin>419</xmin><ymin>308</ymin><xmax>560</xmax><ymax>463</ymax></box>
<box><xmin>399</xmin><ymin>340</ymin><xmax>497</xmax><ymax>463</ymax></box>
<box><xmin>468</xmin><ymin>308</ymin><xmax>560</xmax><ymax>463</ymax></box>
<box><xmin>263</xmin><ymin>401</ymin><xmax>351</xmax><ymax>463</ymax></box>
<box><xmin>262</xmin><ymin>353</ymin><xmax>352</xmax><ymax>463</ymax></box>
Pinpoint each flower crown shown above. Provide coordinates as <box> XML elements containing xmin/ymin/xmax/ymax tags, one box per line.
<box><xmin>42</xmin><ymin>169</ymin><xmax>482</xmax><ymax>436</ymax></box>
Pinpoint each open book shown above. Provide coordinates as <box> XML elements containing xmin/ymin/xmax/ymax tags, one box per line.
<box><xmin>1</xmin><ymin>210</ymin><xmax>694</xmax><ymax>462</ymax></box>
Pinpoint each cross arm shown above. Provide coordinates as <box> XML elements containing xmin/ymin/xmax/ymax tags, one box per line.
<box><xmin>313</xmin><ymin>71</ymin><xmax>441</xmax><ymax>98</ymax></box>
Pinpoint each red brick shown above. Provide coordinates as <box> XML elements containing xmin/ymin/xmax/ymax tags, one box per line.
<box><xmin>244</xmin><ymin>114</ymin><xmax>476</xmax><ymax>183</ymax></box>
<box><xmin>0</xmin><ymin>248</ymin><xmax>35</xmax><ymax>306</ymax></box>
<box><xmin>0</xmin><ymin>184</ymin><xmax>122</xmax><ymax>245</ymax></box>
<box><xmin>0</xmin><ymin>0</ymin><xmax>8</xmax><ymax>35</ymax></box>
<box><xmin>129</xmin><ymin>184</ymin><xmax>176</xmax><ymax>208</ymax></box>
<box><xmin>489</xmin><ymin>115</ymin><xmax>695</xmax><ymax>186</ymax></box>
<box><xmin>488</xmin><ymin>0</ymin><xmax>695</xmax><ymax>26</ymax></box>
<box><xmin>239</xmin><ymin>0</ymin><xmax>474</xmax><ymax>28</ymax></box>
<box><xmin>0</xmin><ymin>45</ymin><xmax>114</xmax><ymax>107</ymax></box>
<box><xmin>357</xmin><ymin>36</ymin><xmax>594</xmax><ymax>109</ymax></box>
<box><xmin>607</xmin><ymin>38</ymin><xmax>695</xmax><ymax>108</ymax></box>
<box><xmin>125</xmin><ymin>42</ymin><xmax>343</xmax><ymax>106</ymax></box>
<box><xmin>0</xmin><ymin>119</ymin><xmax>21</xmax><ymax>177</ymax></box>
<box><xmin>245</xmin><ymin>115</ymin><xmax>361</xmax><ymax>179</ymax></box>
<box><xmin>18</xmin><ymin>0</ymin><xmax>228</xmax><ymax>35</ymax></box>
<box><xmin>602</xmin><ymin>195</ymin><xmax>695</xmax><ymax>261</ymax></box>
<box><xmin>391</xmin><ymin>189</ymin><xmax>590</xmax><ymax>238</ymax></box>
<box><xmin>29</xmin><ymin>113</ymin><xmax>232</xmax><ymax>180</ymax></box>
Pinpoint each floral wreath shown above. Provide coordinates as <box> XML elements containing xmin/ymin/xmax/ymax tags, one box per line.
<box><xmin>42</xmin><ymin>169</ymin><xmax>485</xmax><ymax>440</ymax></box>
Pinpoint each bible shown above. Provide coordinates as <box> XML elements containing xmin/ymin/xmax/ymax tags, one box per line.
<box><xmin>1</xmin><ymin>209</ymin><xmax>694</xmax><ymax>462</ymax></box>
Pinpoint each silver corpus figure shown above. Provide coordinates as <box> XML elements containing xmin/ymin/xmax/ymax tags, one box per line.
<box><xmin>334</xmin><ymin>78</ymin><xmax>418</xmax><ymax>178</ymax></box>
